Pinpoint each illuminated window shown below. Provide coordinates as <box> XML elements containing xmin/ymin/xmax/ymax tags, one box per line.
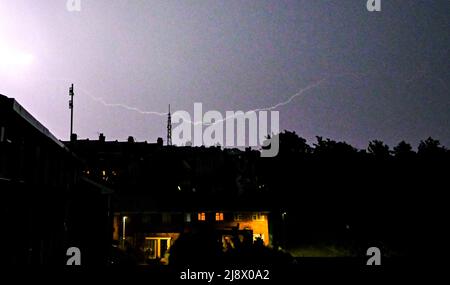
<box><xmin>145</xmin><ymin>237</ymin><xmax>171</xmax><ymax>260</ymax></box>
<box><xmin>198</xmin><ymin>212</ymin><xmax>206</xmax><ymax>221</ymax></box>
<box><xmin>101</xmin><ymin>170</ymin><xmax>108</xmax><ymax>181</ymax></box>
<box><xmin>252</xmin><ymin>213</ymin><xmax>265</xmax><ymax>221</ymax></box>
<box><xmin>215</xmin><ymin>212</ymin><xmax>224</xmax><ymax>221</ymax></box>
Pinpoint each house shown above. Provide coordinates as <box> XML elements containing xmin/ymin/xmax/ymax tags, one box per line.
<box><xmin>66</xmin><ymin>135</ymin><xmax>273</xmax><ymax>264</ymax></box>
<box><xmin>112</xmin><ymin>209</ymin><xmax>270</xmax><ymax>262</ymax></box>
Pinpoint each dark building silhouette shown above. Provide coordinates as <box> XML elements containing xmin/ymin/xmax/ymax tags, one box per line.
<box><xmin>3</xmin><ymin>93</ymin><xmax>444</xmax><ymax>267</ymax></box>
<box><xmin>0</xmin><ymin>94</ymin><xmax>112</xmax><ymax>265</ymax></box>
<box><xmin>65</xmin><ymin>135</ymin><xmax>273</xmax><ymax>265</ymax></box>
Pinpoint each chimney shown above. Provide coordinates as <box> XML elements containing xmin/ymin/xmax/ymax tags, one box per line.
<box><xmin>70</xmin><ymin>133</ymin><xmax>78</xmax><ymax>142</ymax></box>
<box><xmin>99</xmin><ymin>133</ymin><xmax>105</xmax><ymax>142</ymax></box>
<box><xmin>127</xmin><ymin>136</ymin><xmax>135</xmax><ymax>143</ymax></box>
<box><xmin>157</xmin><ymin>137</ymin><xmax>163</xmax><ymax>146</ymax></box>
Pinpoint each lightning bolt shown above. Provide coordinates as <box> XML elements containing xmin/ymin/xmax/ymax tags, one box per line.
<box><xmin>36</xmin><ymin>68</ymin><xmax>445</xmax><ymax>127</ymax></box>
<box><xmin>78</xmin><ymin>77</ymin><xmax>327</xmax><ymax>126</ymax></box>
<box><xmin>85</xmin><ymin>92</ymin><xmax>167</xmax><ymax>116</ymax></box>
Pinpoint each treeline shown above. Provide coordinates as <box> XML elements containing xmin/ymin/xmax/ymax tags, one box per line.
<box><xmin>258</xmin><ymin>131</ymin><xmax>448</xmax><ymax>256</ymax></box>
<box><xmin>266</xmin><ymin>130</ymin><xmax>448</xmax><ymax>158</ymax></box>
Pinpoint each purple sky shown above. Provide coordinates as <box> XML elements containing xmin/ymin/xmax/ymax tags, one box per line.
<box><xmin>1</xmin><ymin>0</ymin><xmax>449</xmax><ymax>149</ymax></box>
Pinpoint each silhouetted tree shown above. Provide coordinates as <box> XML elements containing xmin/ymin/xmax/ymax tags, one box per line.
<box><xmin>368</xmin><ymin>140</ymin><xmax>391</xmax><ymax>158</ymax></box>
<box><xmin>393</xmin><ymin>141</ymin><xmax>415</xmax><ymax>158</ymax></box>
<box><xmin>277</xmin><ymin>131</ymin><xmax>312</xmax><ymax>155</ymax></box>
<box><xmin>418</xmin><ymin>137</ymin><xmax>447</xmax><ymax>157</ymax></box>
<box><xmin>313</xmin><ymin>136</ymin><xmax>358</xmax><ymax>157</ymax></box>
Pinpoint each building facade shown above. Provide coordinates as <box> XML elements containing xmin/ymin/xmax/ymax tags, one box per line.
<box><xmin>113</xmin><ymin>210</ymin><xmax>270</xmax><ymax>263</ymax></box>
<box><xmin>0</xmin><ymin>94</ymin><xmax>112</xmax><ymax>265</ymax></box>
<box><xmin>66</xmin><ymin>135</ymin><xmax>273</xmax><ymax>265</ymax></box>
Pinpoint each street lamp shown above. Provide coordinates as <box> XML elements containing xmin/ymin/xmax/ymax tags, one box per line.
<box><xmin>281</xmin><ymin>211</ymin><xmax>287</xmax><ymax>249</ymax></box>
<box><xmin>122</xmin><ymin>216</ymin><xmax>128</xmax><ymax>248</ymax></box>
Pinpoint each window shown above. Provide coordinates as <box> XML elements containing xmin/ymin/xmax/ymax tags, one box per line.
<box><xmin>185</xmin><ymin>213</ymin><xmax>191</xmax><ymax>223</ymax></box>
<box><xmin>144</xmin><ymin>237</ymin><xmax>171</xmax><ymax>259</ymax></box>
<box><xmin>198</xmin><ymin>212</ymin><xmax>206</xmax><ymax>221</ymax></box>
<box><xmin>234</xmin><ymin>214</ymin><xmax>244</xmax><ymax>221</ymax></box>
<box><xmin>162</xmin><ymin>213</ymin><xmax>171</xmax><ymax>224</ymax></box>
<box><xmin>252</xmin><ymin>213</ymin><xmax>265</xmax><ymax>221</ymax></box>
<box><xmin>0</xmin><ymin>126</ymin><xmax>5</xmax><ymax>142</ymax></box>
<box><xmin>215</xmin><ymin>212</ymin><xmax>224</xmax><ymax>221</ymax></box>
<box><xmin>101</xmin><ymin>170</ymin><xmax>108</xmax><ymax>181</ymax></box>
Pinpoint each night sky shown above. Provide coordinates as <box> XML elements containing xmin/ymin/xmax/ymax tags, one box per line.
<box><xmin>1</xmin><ymin>0</ymin><xmax>449</xmax><ymax>149</ymax></box>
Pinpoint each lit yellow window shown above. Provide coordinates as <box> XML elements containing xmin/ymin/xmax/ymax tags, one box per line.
<box><xmin>252</xmin><ymin>213</ymin><xmax>265</xmax><ymax>221</ymax></box>
<box><xmin>215</xmin><ymin>212</ymin><xmax>224</xmax><ymax>221</ymax></box>
<box><xmin>198</xmin><ymin>212</ymin><xmax>206</xmax><ymax>221</ymax></box>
